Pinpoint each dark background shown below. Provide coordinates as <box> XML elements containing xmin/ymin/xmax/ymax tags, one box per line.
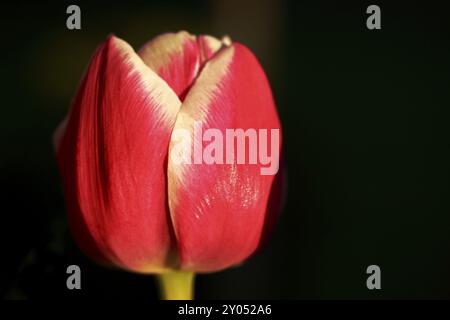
<box><xmin>1</xmin><ymin>0</ymin><xmax>450</xmax><ymax>299</ymax></box>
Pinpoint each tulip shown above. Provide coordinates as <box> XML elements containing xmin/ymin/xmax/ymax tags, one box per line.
<box><xmin>54</xmin><ymin>31</ymin><xmax>284</xmax><ymax>299</ymax></box>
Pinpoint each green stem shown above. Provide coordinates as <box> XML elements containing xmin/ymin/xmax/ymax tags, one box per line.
<box><xmin>157</xmin><ymin>271</ymin><xmax>195</xmax><ymax>300</ymax></box>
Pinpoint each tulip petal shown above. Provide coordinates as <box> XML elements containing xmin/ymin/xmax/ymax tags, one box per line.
<box><xmin>56</xmin><ymin>35</ymin><xmax>182</xmax><ymax>273</ymax></box>
<box><xmin>167</xmin><ymin>43</ymin><xmax>282</xmax><ymax>272</ymax></box>
<box><xmin>138</xmin><ymin>31</ymin><xmax>224</xmax><ymax>100</ymax></box>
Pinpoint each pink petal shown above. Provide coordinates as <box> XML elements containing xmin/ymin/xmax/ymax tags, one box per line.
<box><xmin>55</xmin><ymin>35</ymin><xmax>182</xmax><ymax>273</ymax></box>
<box><xmin>138</xmin><ymin>31</ymin><xmax>224</xmax><ymax>101</ymax></box>
<box><xmin>167</xmin><ymin>43</ymin><xmax>282</xmax><ymax>272</ymax></box>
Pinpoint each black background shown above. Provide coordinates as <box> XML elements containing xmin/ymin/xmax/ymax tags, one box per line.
<box><xmin>1</xmin><ymin>0</ymin><xmax>450</xmax><ymax>299</ymax></box>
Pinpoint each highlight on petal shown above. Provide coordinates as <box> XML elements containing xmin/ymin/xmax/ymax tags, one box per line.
<box><xmin>138</xmin><ymin>31</ymin><xmax>226</xmax><ymax>101</ymax></box>
<box><xmin>167</xmin><ymin>43</ymin><xmax>282</xmax><ymax>272</ymax></box>
<box><xmin>55</xmin><ymin>35</ymin><xmax>182</xmax><ymax>273</ymax></box>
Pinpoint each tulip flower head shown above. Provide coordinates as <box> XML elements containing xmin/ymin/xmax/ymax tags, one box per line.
<box><xmin>54</xmin><ymin>31</ymin><xmax>284</xmax><ymax>284</ymax></box>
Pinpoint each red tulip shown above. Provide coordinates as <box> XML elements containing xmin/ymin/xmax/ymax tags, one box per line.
<box><xmin>54</xmin><ymin>31</ymin><xmax>284</xmax><ymax>277</ymax></box>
